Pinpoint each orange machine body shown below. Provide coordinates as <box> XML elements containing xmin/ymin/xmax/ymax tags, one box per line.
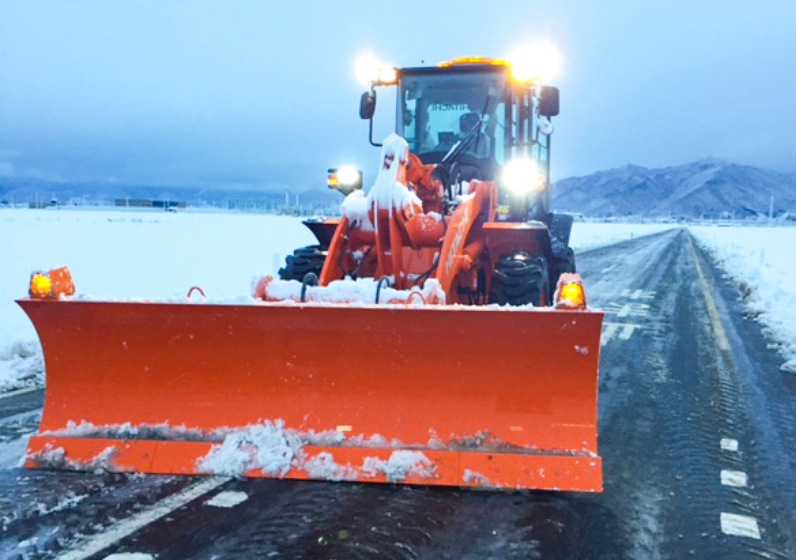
<box><xmin>18</xmin><ymin>136</ymin><xmax>604</xmax><ymax>492</ymax></box>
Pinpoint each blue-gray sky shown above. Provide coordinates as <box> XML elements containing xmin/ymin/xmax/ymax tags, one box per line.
<box><xmin>1</xmin><ymin>1</ymin><xmax>795</xmax><ymax>191</ymax></box>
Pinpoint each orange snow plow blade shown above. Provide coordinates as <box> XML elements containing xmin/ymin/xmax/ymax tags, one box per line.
<box><xmin>19</xmin><ymin>298</ymin><xmax>603</xmax><ymax>492</ymax></box>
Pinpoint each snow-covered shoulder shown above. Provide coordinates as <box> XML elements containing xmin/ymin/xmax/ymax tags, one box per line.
<box><xmin>690</xmin><ymin>225</ymin><xmax>796</xmax><ymax>373</ymax></box>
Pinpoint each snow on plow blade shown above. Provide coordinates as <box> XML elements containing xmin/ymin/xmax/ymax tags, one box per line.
<box><xmin>19</xmin><ymin>299</ymin><xmax>604</xmax><ymax>492</ymax></box>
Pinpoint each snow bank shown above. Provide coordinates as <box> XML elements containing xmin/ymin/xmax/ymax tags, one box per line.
<box><xmin>0</xmin><ymin>339</ymin><xmax>43</xmax><ymax>392</ymax></box>
<box><xmin>691</xmin><ymin>225</ymin><xmax>796</xmax><ymax>373</ymax></box>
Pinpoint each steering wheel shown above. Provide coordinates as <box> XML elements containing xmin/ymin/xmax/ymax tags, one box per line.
<box><xmin>440</xmin><ymin>117</ymin><xmax>483</xmax><ymax>166</ymax></box>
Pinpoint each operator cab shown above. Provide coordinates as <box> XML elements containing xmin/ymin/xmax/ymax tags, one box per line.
<box><xmin>360</xmin><ymin>57</ymin><xmax>560</xmax><ymax>222</ymax></box>
<box><xmin>399</xmin><ymin>64</ymin><xmax>505</xmax><ymax>172</ymax></box>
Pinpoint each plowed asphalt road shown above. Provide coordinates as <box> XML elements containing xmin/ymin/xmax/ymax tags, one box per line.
<box><xmin>1</xmin><ymin>228</ymin><xmax>795</xmax><ymax>559</ymax></box>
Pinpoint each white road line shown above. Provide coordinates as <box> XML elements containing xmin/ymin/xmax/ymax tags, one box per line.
<box><xmin>601</xmin><ymin>322</ymin><xmax>643</xmax><ymax>346</ymax></box>
<box><xmin>103</xmin><ymin>554</ymin><xmax>155</xmax><ymax>560</ymax></box>
<box><xmin>689</xmin><ymin>240</ymin><xmax>730</xmax><ymax>351</ymax></box>
<box><xmin>605</xmin><ymin>303</ymin><xmax>650</xmax><ymax>317</ymax></box>
<box><xmin>601</xmin><ymin>323</ymin><xmax>620</xmax><ymax>347</ymax></box>
<box><xmin>630</xmin><ymin>289</ymin><xmax>643</xmax><ymax>300</ymax></box>
<box><xmin>619</xmin><ymin>287</ymin><xmax>628</xmax><ymax>296</ymax></box>
<box><xmin>56</xmin><ymin>477</ymin><xmax>229</xmax><ymax>560</ymax></box>
<box><xmin>721</xmin><ymin>470</ymin><xmax>748</xmax><ymax>488</ymax></box>
<box><xmin>721</xmin><ymin>438</ymin><xmax>739</xmax><ymax>451</ymax></box>
<box><xmin>720</xmin><ymin>513</ymin><xmax>761</xmax><ymax>539</ymax></box>
<box><xmin>0</xmin><ymin>386</ymin><xmax>42</xmax><ymax>400</ymax></box>
<box><xmin>618</xmin><ymin>324</ymin><xmax>641</xmax><ymax>340</ymax></box>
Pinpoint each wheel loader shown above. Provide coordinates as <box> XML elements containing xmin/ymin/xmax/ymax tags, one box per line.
<box><xmin>18</xmin><ymin>56</ymin><xmax>604</xmax><ymax>492</ymax></box>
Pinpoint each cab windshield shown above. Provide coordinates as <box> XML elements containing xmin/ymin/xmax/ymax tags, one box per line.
<box><xmin>398</xmin><ymin>68</ymin><xmax>508</xmax><ymax>165</ymax></box>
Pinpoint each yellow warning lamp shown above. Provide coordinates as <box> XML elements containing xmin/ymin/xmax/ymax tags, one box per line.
<box><xmin>30</xmin><ymin>273</ymin><xmax>53</xmax><ymax>298</ymax></box>
<box><xmin>28</xmin><ymin>267</ymin><xmax>75</xmax><ymax>300</ymax></box>
<box><xmin>437</xmin><ymin>57</ymin><xmax>508</xmax><ymax>68</ymax></box>
<box><xmin>555</xmin><ymin>273</ymin><xmax>587</xmax><ymax>310</ymax></box>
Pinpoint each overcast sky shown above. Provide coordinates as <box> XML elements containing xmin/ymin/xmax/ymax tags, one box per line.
<box><xmin>1</xmin><ymin>1</ymin><xmax>795</xmax><ymax>191</ymax></box>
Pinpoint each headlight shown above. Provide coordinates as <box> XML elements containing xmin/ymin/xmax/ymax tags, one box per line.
<box><xmin>336</xmin><ymin>166</ymin><xmax>361</xmax><ymax>186</ymax></box>
<box><xmin>328</xmin><ymin>166</ymin><xmax>364</xmax><ymax>195</ymax></box>
<box><xmin>502</xmin><ymin>158</ymin><xmax>545</xmax><ymax>195</ymax></box>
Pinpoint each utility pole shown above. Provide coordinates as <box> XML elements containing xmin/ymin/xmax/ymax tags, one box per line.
<box><xmin>769</xmin><ymin>195</ymin><xmax>774</xmax><ymax>225</ymax></box>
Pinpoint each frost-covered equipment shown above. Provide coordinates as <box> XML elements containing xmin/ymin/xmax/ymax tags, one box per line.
<box><xmin>18</xmin><ymin>56</ymin><xmax>604</xmax><ymax>492</ymax></box>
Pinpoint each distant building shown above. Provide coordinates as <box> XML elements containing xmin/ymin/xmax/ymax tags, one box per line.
<box><xmin>29</xmin><ymin>200</ymin><xmax>58</xmax><ymax>209</ymax></box>
<box><xmin>114</xmin><ymin>199</ymin><xmax>187</xmax><ymax>209</ymax></box>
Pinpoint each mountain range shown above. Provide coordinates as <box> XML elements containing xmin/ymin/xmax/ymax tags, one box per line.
<box><xmin>2</xmin><ymin>159</ymin><xmax>795</xmax><ymax>218</ymax></box>
<box><xmin>552</xmin><ymin>159</ymin><xmax>796</xmax><ymax>219</ymax></box>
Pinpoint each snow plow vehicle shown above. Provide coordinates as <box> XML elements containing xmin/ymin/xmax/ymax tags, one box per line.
<box><xmin>19</xmin><ymin>55</ymin><xmax>604</xmax><ymax>492</ymax></box>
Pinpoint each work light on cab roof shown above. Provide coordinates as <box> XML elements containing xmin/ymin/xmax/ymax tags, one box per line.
<box><xmin>510</xmin><ymin>42</ymin><xmax>562</xmax><ymax>83</ymax></box>
<box><xmin>355</xmin><ymin>53</ymin><xmax>397</xmax><ymax>86</ymax></box>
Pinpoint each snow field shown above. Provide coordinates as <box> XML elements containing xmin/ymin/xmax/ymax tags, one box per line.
<box><xmin>0</xmin><ymin>208</ymin><xmax>315</xmax><ymax>390</ymax></box>
<box><xmin>1</xmin><ymin>207</ymin><xmax>794</xmax><ymax>389</ymax></box>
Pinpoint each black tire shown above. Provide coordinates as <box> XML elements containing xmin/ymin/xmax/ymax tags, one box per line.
<box><xmin>550</xmin><ymin>247</ymin><xmax>576</xmax><ymax>293</ymax></box>
<box><xmin>489</xmin><ymin>252</ymin><xmax>550</xmax><ymax>307</ymax></box>
<box><xmin>278</xmin><ymin>245</ymin><xmax>327</xmax><ymax>281</ymax></box>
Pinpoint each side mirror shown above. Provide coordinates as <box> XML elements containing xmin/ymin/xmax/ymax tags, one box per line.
<box><xmin>539</xmin><ymin>86</ymin><xmax>560</xmax><ymax>117</ymax></box>
<box><xmin>360</xmin><ymin>91</ymin><xmax>376</xmax><ymax>120</ymax></box>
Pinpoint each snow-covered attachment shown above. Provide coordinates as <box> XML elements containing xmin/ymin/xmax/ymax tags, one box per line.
<box><xmin>17</xmin><ymin>128</ymin><xmax>604</xmax><ymax>492</ymax></box>
<box><xmin>20</xmin><ymin>297</ymin><xmax>603</xmax><ymax>491</ymax></box>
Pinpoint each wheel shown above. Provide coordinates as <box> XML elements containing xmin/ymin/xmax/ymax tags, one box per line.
<box><xmin>489</xmin><ymin>252</ymin><xmax>550</xmax><ymax>307</ymax></box>
<box><xmin>550</xmin><ymin>247</ymin><xmax>576</xmax><ymax>293</ymax></box>
<box><xmin>278</xmin><ymin>245</ymin><xmax>327</xmax><ymax>281</ymax></box>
